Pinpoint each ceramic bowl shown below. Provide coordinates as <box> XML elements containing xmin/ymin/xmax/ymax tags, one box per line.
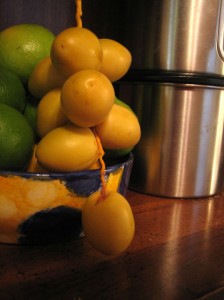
<box><xmin>0</xmin><ymin>153</ymin><xmax>133</xmax><ymax>244</ymax></box>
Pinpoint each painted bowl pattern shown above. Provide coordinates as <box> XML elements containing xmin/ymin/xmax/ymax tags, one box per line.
<box><xmin>0</xmin><ymin>154</ymin><xmax>133</xmax><ymax>244</ymax></box>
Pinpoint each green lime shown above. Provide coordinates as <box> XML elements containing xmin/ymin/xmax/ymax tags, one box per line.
<box><xmin>0</xmin><ymin>103</ymin><xmax>35</xmax><ymax>171</ymax></box>
<box><xmin>0</xmin><ymin>69</ymin><xmax>26</xmax><ymax>112</ymax></box>
<box><xmin>23</xmin><ymin>94</ymin><xmax>39</xmax><ymax>140</ymax></box>
<box><xmin>104</xmin><ymin>147</ymin><xmax>133</xmax><ymax>159</ymax></box>
<box><xmin>114</xmin><ymin>96</ymin><xmax>133</xmax><ymax>112</ymax></box>
<box><xmin>0</xmin><ymin>24</ymin><xmax>55</xmax><ymax>83</ymax></box>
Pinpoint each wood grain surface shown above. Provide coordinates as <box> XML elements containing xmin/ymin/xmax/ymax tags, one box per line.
<box><xmin>1</xmin><ymin>190</ymin><xmax>224</xmax><ymax>300</ymax></box>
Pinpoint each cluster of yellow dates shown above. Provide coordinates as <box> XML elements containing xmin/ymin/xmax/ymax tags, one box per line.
<box><xmin>28</xmin><ymin>25</ymin><xmax>141</xmax><ymax>173</ymax></box>
<box><xmin>26</xmin><ymin>1</ymin><xmax>138</xmax><ymax>256</ymax></box>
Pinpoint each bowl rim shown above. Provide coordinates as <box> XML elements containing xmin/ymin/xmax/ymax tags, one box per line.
<box><xmin>0</xmin><ymin>153</ymin><xmax>134</xmax><ymax>179</ymax></box>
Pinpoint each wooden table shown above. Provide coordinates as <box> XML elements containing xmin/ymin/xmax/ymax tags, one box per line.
<box><xmin>1</xmin><ymin>190</ymin><xmax>224</xmax><ymax>300</ymax></box>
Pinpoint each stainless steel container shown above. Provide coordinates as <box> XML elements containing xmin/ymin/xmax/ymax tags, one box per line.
<box><xmin>121</xmin><ymin>0</ymin><xmax>224</xmax><ymax>76</ymax></box>
<box><xmin>117</xmin><ymin>83</ymin><xmax>224</xmax><ymax>198</ymax></box>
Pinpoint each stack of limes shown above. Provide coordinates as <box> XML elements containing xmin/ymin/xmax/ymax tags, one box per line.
<box><xmin>0</xmin><ymin>23</ymin><xmax>55</xmax><ymax>171</ymax></box>
<box><xmin>0</xmin><ymin>22</ymin><xmax>141</xmax><ymax>173</ymax></box>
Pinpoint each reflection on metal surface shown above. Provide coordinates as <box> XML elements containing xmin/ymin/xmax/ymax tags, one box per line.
<box><xmin>158</xmin><ymin>198</ymin><xmax>215</xmax><ymax>296</ymax></box>
<box><xmin>217</xmin><ymin>0</ymin><xmax>224</xmax><ymax>66</ymax></box>
<box><xmin>118</xmin><ymin>83</ymin><xmax>224</xmax><ymax>198</ymax></box>
<box><xmin>121</xmin><ymin>0</ymin><xmax>224</xmax><ymax>75</ymax></box>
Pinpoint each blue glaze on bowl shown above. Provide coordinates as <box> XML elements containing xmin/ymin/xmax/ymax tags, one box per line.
<box><xmin>18</xmin><ymin>206</ymin><xmax>82</xmax><ymax>244</ymax></box>
<box><xmin>0</xmin><ymin>153</ymin><xmax>134</xmax><ymax>244</ymax></box>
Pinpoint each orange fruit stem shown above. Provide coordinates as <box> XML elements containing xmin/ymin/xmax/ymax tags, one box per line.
<box><xmin>91</xmin><ymin>127</ymin><xmax>107</xmax><ymax>200</ymax></box>
<box><xmin>75</xmin><ymin>0</ymin><xmax>83</xmax><ymax>28</ymax></box>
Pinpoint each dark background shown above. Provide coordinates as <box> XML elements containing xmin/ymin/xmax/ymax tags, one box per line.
<box><xmin>0</xmin><ymin>0</ymin><xmax>125</xmax><ymax>41</ymax></box>
<box><xmin>0</xmin><ymin>0</ymin><xmax>149</xmax><ymax>73</ymax></box>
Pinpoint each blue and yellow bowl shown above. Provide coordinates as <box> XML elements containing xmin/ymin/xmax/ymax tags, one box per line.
<box><xmin>0</xmin><ymin>153</ymin><xmax>133</xmax><ymax>244</ymax></box>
